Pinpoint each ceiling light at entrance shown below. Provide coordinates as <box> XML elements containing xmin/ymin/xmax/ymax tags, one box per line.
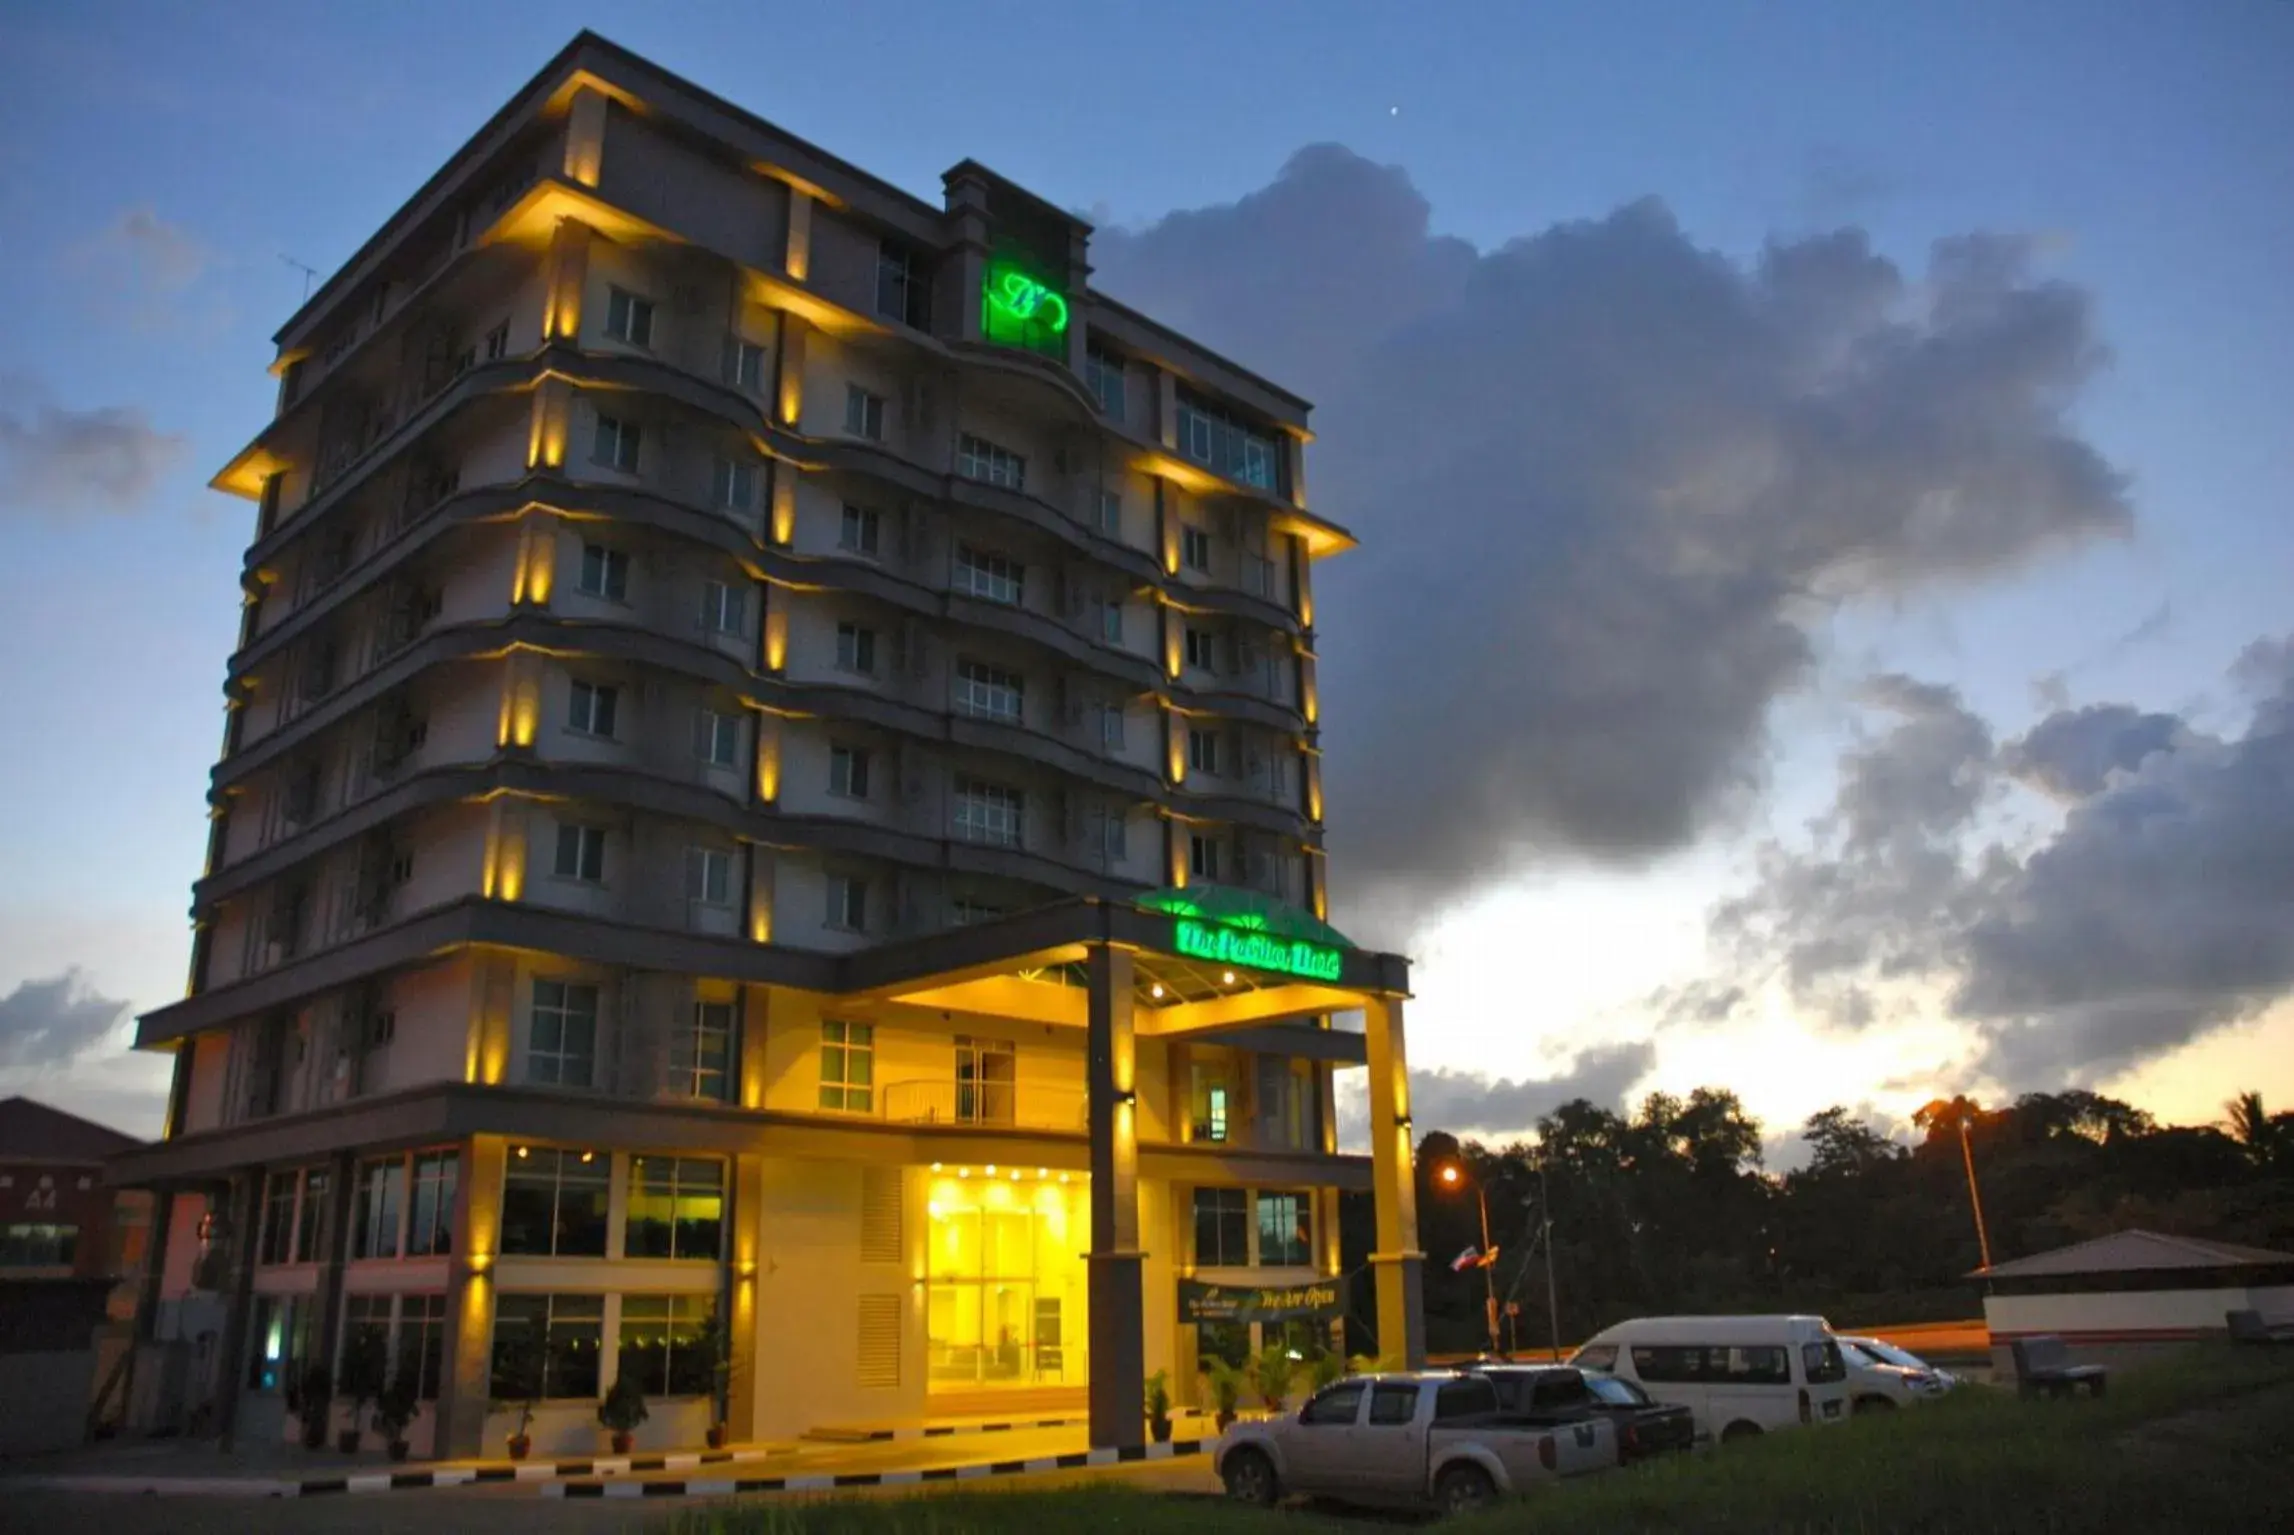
<box><xmin>1223</xmin><ymin>970</ymin><xmax>1237</xmax><ymax>985</ymax></box>
<box><xmin>1151</xmin><ymin>982</ymin><xmax>1166</xmax><ymax>999</ymax></box>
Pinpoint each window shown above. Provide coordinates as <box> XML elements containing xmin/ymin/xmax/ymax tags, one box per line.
<box><xmin>1193</xmin><ymin>1188</ymin><xmax>1248</xmax><ymax>1266</ymax></box>
<box><xmin>1569</xmin><ymin>1344</ymin><xmax>1619</xmax><ymax>1373</ymax></box>
<box><xmin>1301</xmin><ymin>1383</ymin><xmax>1364</xmax><ymax>1426</ymax></box>
<box><xmin>951</xmin><ymin>898</ymin><xmax>1006</xmax><ymax>927</ymax></box>
<box><xmin>1096</xmin><ymin>490</ymin><xmax>1123</xmax><ymax>537</ymax></box>
<box><xmin>953</xmin><ymin>777</ymin><xmax>1023</xmax><ymax>847</ymax></box>
<box><xmin>829</xmin><ymin>745</ymin><xmax>871</xmax><ymax>799</ymax></box>
<box><xmin>619</xmin><ymin>1294</ymin><xmax>719</xmax><ymax>1396</ymax></box>
<box><xmin>713</xmin><ymin>458</ymin><xmax>758</xmax><ymax>510</ymax></box>
<box><xmin>1176</xmin><ymin>391</ymin><xmax>1281</xmax><ymax>491</ymax></box>
<box><xmin>675</xmin><ymin>1001</ymin><xmax>733</xmax><ymax>1100</ymax></box>
<box><xmin>1369</xmin><ymin>1382</ymin><xmax>1423</xmax><ymax>1426</ymax></box>
<box><xmin>1184</xmin><ymin>626</ymin><xmax>1219</xmax><ymax>673</ymax></box>
<box><xmin>1247</xmin><ymin>553</ymin><xmax>1277</xmax><ymax>599</ymax></box>
<box><xmin>604</xmin><ymin>286</ymin><xmax>654</xmax><ymax>346</ymax></box>
<box><xmin>836</xmin><ymin>622</ymin><xmax>878</xmax><ymax>676</ymax></box>
<box><xmin>1256</xmin><ymin>1191</ymin><xmax>1312</xmax><ymax>1266</ymax></box>
<box><xmin>725</xmin><ymin>337</ymin><xmax>767</xmax><ymax>392</ymax></box>
<box><xmin>259</xmin><ymin>1169</ymin><xmax>298</xmax><ymax>1265</ymax></box>
<box><xmin>483</xmin><ymin>320</ymin><xmax>510</xmax><ymax>361</ymax></box>
<box><xmin>1098</xmin><ymin>599</ymin><xmax>1123</xmax><ymax>646</ymax></box>
<box><xmin>954</xmin><ymin>659</ymin><xmax>1023</xmax><ymax>723</ymax></box>
<box><xmin>694</xmin><ymin>708</ymin><xmax>741</xmax><ymax>768</ymax></box>
<box><xmin>397</xmin><ymin>1294</ymin><xmax>448</xmax><ymax>1401</ymax></box>
<box><xmin>826</xmin><ymin>874</ymin><xmax>868</xmax><ymax>933</ymax></box>
<box><xmin>954</xmin><ymin>545</ymin><xmax>1024</xmax><ymax>605</ymax></box>
<box><xmin>1434</xmin><ymin>1379</ymin><xmax>1499</xmax><ymax>1421</ymax></box>
<box><xmin>1189</xmin><ymin>833</ymin><xmax>1222</xmax><ymax>882</ymax></box>
<box><xmin>876</xmin><ymin>239</ymin><xmax>926</xmax><ymax>327</ymax></box>
<box><xmin>1803</xmin><ymin>1341</ymin><xmax>1848</xmax><ymax>1384</ymax></box>
<box><xmin>407</xmin><ymin>1151</ymin><xmax>457</xmax><ymax>1257</ymax></box>
<box><xmin>528</xmin><ymin>979</ymin><xmax>600</xmax><ymax>1085</ymax></box>
<box><xmin>352</xmin><ymin>1156</ymin><xmax>405</xmax><ymax>1259</ymax></box>
<box><xmin>577</xmin><ymin>543</ymin><xmax>629</xmax><ymax>601</ymax></box>
<box><xmin>340</xmin><ymin>1293</ymin><xmax>393</xmax><ymax>1399</ymax></box>
<box><xmin>844</xmin><ymin>384</ymin><xmax>885</xmax><ymax>441</ymax></box>
<box><xmin>553</xmin><ymin>823</ymin><xmax>607</xmax><ymax>884</ymax></box>
<box><xmin>701</xmin><ymin>579</ymin><xmax>746</xmax><ymax>635</ymax></box>
<box><xmin>491</xmin><ymin>1293</ymin><xmax>605</xmax><ymax>1400</ymax></box>
<box><xmin>1085</xmin><ymin>344</ymin><xmax>1125</xmax><ymax>419</ymax></box>
<box><xmin>1629</xmin><ymin>1344</ymin><xmax>1794</xmax><ymax>1386</ymax></box>
<box><xmin>686</xmin><ymin>846</ymin><xmax>734</xmax><ymax>907</ymax></box>
<box><xmin>955</xmin><ymin>1035</ymin><xmax>1016</xmax><ymax>1123</ymax></box>
<box><xmin>1188</xmin><ymin>728</ymin><xmax>1221</xmax><ymax>776</ymax></box>
<box><xmin>567</xmin><ymin>680</ymin><xmax>618</xmax><ymax>738</ymax></box>
<box><xmin>1191</xmin><ymin>1062</ymin><xmax>1232</xmax><ymax>1142</ymax></box>
<box><xmin>292</xmin><ymin>1167</ymin><xmax>332</xmax><ymax>1264</ymax></box>
<box><xmin>956</xmin><ymin>433</ymin><xmax>1026</xmax><ymax>491</ymax></box>
<box><xmin>1097</xmin><ymin>807</ymin><xmax>1128</xmax><ymax>863</ymax></box>
<box><xmin>0</xmin><ymin>1223</ymin><xmax>77</xmax><ymax>1266</ymax></box>
<box><xmin>592</xmin><ymin>415</ymin><xmax>641</xmax><ymax>472</ymax></box>
<box><xmin>819</xmin><ymin>1020</ymin><xmax>874</xmax><ymax>1111</ymax></box>
<box><xmin>1181</xmin><ymin>526</ymin><xmax>1212</xmax><ymax>573</ymax></box>
<box><xmin>624</xmin><ymin>1157</ymin><xmax>724</xmax><ymax>1260</ymax></box>
<box><xmin>839</xmin><ymin>503</ymin><xmax>882</xmax><ymax>557</ymax></box>
<box><xmin>500</xmin><ymin>1147</ymin><xmax>610</xmax><ymax>1257</ymax></box>
<box><xmin>1099</xmin><ymin>703</ymin><xmax>1125</xmax><ymax>751</ymax></box>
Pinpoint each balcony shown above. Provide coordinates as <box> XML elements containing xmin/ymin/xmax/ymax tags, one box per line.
<box><xmin>880</xmin><ymin>1079</ymin><xmax>1087</xmax><ymax>1134</ymax></box>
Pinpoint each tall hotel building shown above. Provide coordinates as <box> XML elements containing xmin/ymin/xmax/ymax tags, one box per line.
<box><xmin>115</xmin><ymin>33</ymin><xmax>1424</xmax><ymax>1457</ymax></box>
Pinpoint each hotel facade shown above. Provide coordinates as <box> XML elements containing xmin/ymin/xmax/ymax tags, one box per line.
<box><xmin>114</xmin><ymin>33</ymin><xmax>1425</xmax><ymax>1458</ymax></box>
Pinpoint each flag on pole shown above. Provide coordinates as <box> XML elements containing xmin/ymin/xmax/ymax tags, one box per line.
<box><xmin>1451</xmin><ymin>1246</ymin><xmax>1483</xmax><ymax>1272</ymax></box>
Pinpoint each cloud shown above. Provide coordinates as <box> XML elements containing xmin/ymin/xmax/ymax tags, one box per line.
<box><xmin>1092</xmin><ymin>148</ymin><xmax>2129</xmax><ymax>942</ymax></box>
<box><xmin>0</xmin><ymin>380</ymin><xmax>186</xmax><ymax>519</ymax></box>
<box><xmin>1403</xmin><ymin>1042</ymin><xmax>1658</xmax><ymax>1141</ymax></box>
<box><xmin>0</xmin><ymin>970</ymin><xmax>134</xmax><ymax>1070</ymax></box>
<box><xmin>69</xmin><ymin>206</ymin><xmax>229</xmax><ymax>334</ymax></box>
<box><xmin>1681</xmin><ymin>631</ymin><xmax>2294</xmax><ymax>1090</ymax></box>
<box><xmin>100</xmin><ymin>206</ymin><xmax>214</xmax><ymax>294</ymax></box>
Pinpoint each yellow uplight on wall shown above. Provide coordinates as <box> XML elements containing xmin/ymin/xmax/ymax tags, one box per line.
<box><xmin>763</xmin><ymin>605</ymin><xmax>789</xmax><ymax>673</ymax></box>
<box><xmin>770</xmin><ymin>474</ymin><xmax>796</xmax><ymax>545</ymax></box>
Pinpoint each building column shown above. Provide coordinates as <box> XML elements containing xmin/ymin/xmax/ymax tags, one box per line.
<box><xmin>725</xmin><ymin>1152</ymin><xmax>765</xmax><ymax>1440</ymax></box>
<box><xmin>436</xmin><ymin>1134</ymin><xmax>505</xmax><ymax>1457</ymax></box>
<box><xmin>1364</xmin><ymin>997</ymin><xmax>1426</xmax><ymax>1368</ymax></box>
<box><xmin>308</xmin><ymin>1152</ymin><xmax>357</xmax><ymax>1428</ymax></box>
<box><xmin>212</xmin><ymin>1171</ymin><xmax>262</xmax><ymax>1448</ymax></box>
<box><xmin>1085</xmin><ymin>943</ymin><xmax>1145</xmax><ymax>1450</ymax></box>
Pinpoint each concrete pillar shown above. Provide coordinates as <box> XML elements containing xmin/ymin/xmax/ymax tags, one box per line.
<box><xmin>562</xmin><ymin>86</ymin><xmax>607</xmax><ymax>188</ymax></box>
<box><xmin>1085</xmin><ymin>944</ymin><xmax>1144</xmax><ymax>1450</ymax></box>
<box><xmin>436</xmin><ymin>1135</ymin><xmax>505</xmax><ymax>1457</ymax></box>
<box><xmin>539</xmin><ymin>220</ymin><xmax>591</xmax><ymax>345</ymax></box>
<box><xmin>307</xmin><ymin>1153</ymin><xmax>356</xmax><ymax>1418</ymax></box>
<box><xmin>1364</xmin><ymin>998</ymin><xmax>1425</xmax><ymax>1368</ymax></box>
<box><xmin>213</xmin><ymin>1172</ymin><xmax>262</xmax><ymax>1447</ymax></box>
<box><xmin>784</xmin><ymin>190</ymin><xmax>813</xmax><ymax>283</ymax></box>
<box><xmin>725</xmin><ymin>1152</ymin><xmax>766</xmax><ymax>1439</ymax></box>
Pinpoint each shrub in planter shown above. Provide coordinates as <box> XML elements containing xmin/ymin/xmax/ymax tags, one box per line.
<box><xmin>1205</xmin><ymin>1358</ymin><xmax>1245</xmax><ymax>1432</ymax></box>
<box><xmin>596</xmin><ymin>1374</ymin><xmax>649</xmax><ymax>1455</ymax></box>
<box><xmin>372</xmin><ymin>1376</ymin><xmax>421</xmax><ymax>1463</ymax></box>
<box><xmin>490</xmin><ymin>1331</ymin><xmax>542</xmax><ymax>1460</ymax></box>
<box><xmin>290</xmin><ymin>1364</ymin><xmax>333</xmax><ymax>1451</ymax></box>
<box><xmin>1251</xmin><ymin>1343</ymin><xmax>1298</xmax><ymax>1415</ymax></box>
<box><xmin>1145</xmin><ymin>1369</ymin><xmax>1173</xmax><ymax>1443</ymax></box>
<box><xmin>337</xmin><ymin>1327</ymin><xmax>388</xmax><ymax>1454</ymax></box>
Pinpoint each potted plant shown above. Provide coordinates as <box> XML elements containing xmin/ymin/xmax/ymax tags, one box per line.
<box><xmin>1205</xmin><ymin>1357</ymin><xmax>1244</xmax><ymax>1433</ymax></box>
<box><xmin>290</xmin><ymin>1363</ymin><xmax>332</xmax><ymax>1451</ymax></box>
<box><xmin>1144</xmin><ymin>1369</ymin><xmax>1173</xmax><ymax>1443</ymax></box>
<box><xmin>695</xmin><ymin>1314</ymin><xmax>733</xmax><ymax>1449</ymax></box>
<box><xmin>1310</xmin><ymin>1347</ymin><xmax>1347</xmax><ymax>1393</ymax></box>
<box><xmin>1252</xmin><ymin>1342</ymin><xmax>1298</xmax><ymax>1415</ymax></box>
<box><xmin>597</xmin><ymin>1374</ymin><xmax>649</xmax><ymax>1455</ymax></box>
<box><xmin>372</xmin><ymin>1375</ymin><xmax>421</xmax><ymax>1462</ymax></box>
<box><xmin>336</xmin><ymin>1328</ymin><xmax>388</xmax><ymax>1454</ymax></box>
<box><xmin>490</xmin><ymin>1331</ymin><xmax>542</xmax><ymax>1460</ymax></box>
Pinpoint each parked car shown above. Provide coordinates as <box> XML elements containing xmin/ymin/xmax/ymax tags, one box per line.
<box><xmin>1473</xmin><ymin>1364</ymin><xmax>1697</xmax><ymax>1461</ymax></box>
<box><xmin>1216</xmin><ymin>1370</ymin><xmax>1615</xmax><ymax>1515</ymax></box>
<box><xmin>1568</xmin><ymin>1315</ymin><xmax>1853</xmax><ymax>1442</ymax></box>
<box><xmin>1837</xmin><ymin>1335</ymin><xmax>1956</xmax><ymax>1411</ymax></box>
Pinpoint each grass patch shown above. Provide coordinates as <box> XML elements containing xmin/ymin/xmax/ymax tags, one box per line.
<box><xmin>664</xmin><ymin>1345</ymin><xmax>2294</xmax><ymax>1534</ymax></box>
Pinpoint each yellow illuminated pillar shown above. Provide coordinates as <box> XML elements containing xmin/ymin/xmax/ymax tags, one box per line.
<box><xmin>539</xmin><ymin>222</ymin><xmax>591</xmax><ymax>346</ymax></box>
<box><xmin>776</xmin><ymin>315</ymin><xmax>807</xmax><ymax>428</ymax></box>
<box><xmin>1364</xmin><ymin>997</ymin><xmax>1426</xmax><ymax>1368</ymax></box>
<box><xmin>436</xmin><ymin>1134</ymin><xmax>506</xmax><ymax>1457</ymax></box>
<box><xmin>562</xmin><ymin>87</ymin><xmax>606</xmax><ymax>187</ymax></box>
<box><xmin>725</xmin><ymin>1151</ymin><xmax>766</xmax><ymax>1439</ymax></box>
<box><xmin>783</xmin><ymin>191</ymin><xmax>813</xmax><ymax>283</ymax></box>
<box><xmin>1085</xmin><ymin>944</ymin><xmax>1145</xmax><ymax>1450</ymax></box>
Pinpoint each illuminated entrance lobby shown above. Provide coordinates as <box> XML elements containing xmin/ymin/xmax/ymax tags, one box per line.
<box><xmin>925</xmin><ymin>1164</ymin><xmax>1089</xmax><ymax>1394</ymax></box>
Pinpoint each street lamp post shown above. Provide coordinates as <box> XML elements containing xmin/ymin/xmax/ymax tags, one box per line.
<box><xmin>1436</xmin><ymin>1161</ymin><xmax>1503</xmax><ymax>1357</ymax></box>
<box><xmin>1536</xmin><ymin>1151</ymin><xmax>1561</xmax><ymax>1363</ymax></box>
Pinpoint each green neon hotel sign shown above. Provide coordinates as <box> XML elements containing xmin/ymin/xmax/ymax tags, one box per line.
<box><xmin>1172</xmin><ymin>917</ymin><xmax>1343</xmax><ymax>982</ymax></box>
<box><xmin>982</xmin><ymin>258</ymin><xmax>1069</xmax><ymax>356</ymax></box>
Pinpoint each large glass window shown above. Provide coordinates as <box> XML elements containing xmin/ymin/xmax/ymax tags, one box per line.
<box><xmin>954</xmin><ymin>1036</ymin><xmax>1016</xmax><ymax>1125</ymax></box>
<box><xmin>0</xmin><ymin>1222</ymin><xmax>77</xmax><ymax>1266</ymax></box>
<box><xmin>926</xmin><ymin>1170</ymin><xmax>1089</xmax><ymax>1391</ymax></box>
<box><xmin>528</xmin><ymin>980</ymin><xmax>599</xmax><ymax>1087</ymax></box>
<box><xmin>673</xmin><ymin>1001</ymin><xmax>732</xmax><ymax>1100</ymax></box>
<box><xmin>500</xmin><ymin>1147</ymin><xmax>610</xmax><ymax>1257</ymax></box>
<box><xmin>292</xmin><ymin>1167</ymin><xmax>332</xmax><ymax>1264</ymax></box>
<box><xmin>339</xmin><ymin>1294</ymin><xmax>393</xmax><ymax>1398</ymax></box>
<box><xmin>1175</xmin><ymin>391</ymin><xmax>1280</xmax><ymax>492</ymax></box>
<box><xmin>956</xmin><ymin>434</ymin><xmax>1026</xmax><ymax>491</ymax></box>
<box><xmin>491</xmin><ymin>1293</ymin><xmax>605</xmax><ymax>1400</ymax></box>
<box><xmin>246</xmin><ymin>1293</ymin><xmax>314</xmax><ymax>1392</ymax></box>
<box><xmin>1256</xmin><ymin>1191</ymin><xmax>1312</xmax><ymax>1267</ymax></box>
<box><xmin>352</xmin><ymin>1156</ymin><xmax>405</xmax><ymax>1259</ymax></box>
<box><xmin>1193</xmin><ymin>1188</ymin><xmax>1248</xmax><ymax>1266</ymax></box>
<box><xmin>618</xmin><ymin>1294</ymin><xmax>718</xmax><ymax>1397</ymax></box>
<box><xmin>407</xmin><ymin>1150</ymin><xmax>458</xmax><ymax>1257</ymax></box>
<box><xmin>625</xmin><ymin>1157</ymin><xmax>724</xmax><ymax>1260</ymax></box>
<box><xmin>954</xmin><ymin>545</ymin><xmax>1024</xmax><ymax>605</ymax></box>
<box><xmin>259</xmin><ymin>1169</ymin><xmax>298</xmax><ymax>1265</ymax></box>
<box><xmin>819</xmin><ymin>1020</ymin><xmax>874</xmax><ymax>1112</ymax></box>
<box><xmin>1085</xmin><ymin>344</ymin><xmax>1125</xmax><ymax>420</ymax></box>
<box><xmin>954</xmin><ymin>660</ymin><xmax>1023</xmax><ymax>723</ymax></box>
<box><xmin>397</xmin><ymin>1294</ymin><xmax>448</xmax><ymax>1401</ymax></box>
<box><xmin>952</xmin><ymin>778</ymin><xmax>1023</xmax><ymax>847</ymax></box>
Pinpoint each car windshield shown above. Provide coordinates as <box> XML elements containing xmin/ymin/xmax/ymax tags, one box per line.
<box><xmin>1854</xmin><ymin>1339</ymin><xmax>1928</xmax><ymax>1370</ymax></box>
<box><xmin>1583</xmin><ymin>1373</ymin><xmax>1651</xmax><ymax>1407</ymax></box>
<box><xmin>1840</xmin><ymin>1340</ymin><xmax>1885</xmax><ymax>1368</ymax></box>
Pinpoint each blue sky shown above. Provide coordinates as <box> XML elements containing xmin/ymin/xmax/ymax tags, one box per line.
<box><xmin>2</xmin><ymin>1</ymin><xmax>2289</xmax><ymax>1142</ymax></box>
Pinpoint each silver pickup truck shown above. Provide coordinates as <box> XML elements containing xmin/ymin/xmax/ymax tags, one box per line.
<box><xmin>1215</xmin><ymin>1370</ymin><xmax>1616</xmax><ymax>1514</ymax></box>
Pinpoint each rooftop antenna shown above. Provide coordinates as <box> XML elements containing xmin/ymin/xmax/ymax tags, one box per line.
<box><xmin>279</xmin><ymin>253</ymin><xmax>321</xmax><ymax>301</ymax></box>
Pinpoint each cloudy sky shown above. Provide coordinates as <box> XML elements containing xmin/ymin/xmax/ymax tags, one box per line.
<box><xmin>2</xmin><ymin>1</ymin><xmax>2289</xmax><ymax>1148</ymax></box>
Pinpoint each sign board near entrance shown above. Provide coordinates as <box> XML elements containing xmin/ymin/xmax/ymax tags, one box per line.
<box><xmin>1179</xmin><ymin>1277</ymin><xmax>1347</xmax><ymax>1324</ymax></box>
<box><xmin>1171</xmin><ymin>918</ymin><xmax>1344</xmax><ymax>982</ymax></box>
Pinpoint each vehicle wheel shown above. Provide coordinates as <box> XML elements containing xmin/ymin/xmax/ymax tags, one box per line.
<box><xmin>1854</xmin><ymin>1395</ymin><xmax>1897</xmax><ymax>1416</ymax></box>
<box><xmin>1435</xmin><ymin>1462</ymin><xmax>1497</xmax><ymax>1516</ymax></box>
<box><xmin>1720</xmin><ymin>1421</ymin><xmax>1763</xmax><ymax>1445</ymax></box>
<box><xmin>1221</xmin><ymin>1447</ymin><xmax>1279</xmax><ymax>1506</ymax></box>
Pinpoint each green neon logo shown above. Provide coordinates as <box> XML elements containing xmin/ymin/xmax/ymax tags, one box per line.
<box><xmin>1172</xmin><ymin>917</ymin><xmax>1343</xmax><ymax>982</ymax></box>
<box><xmin>984</xmin><ymin>263</ymin><xmax>1069</xmax><ymax>339</ymax></box>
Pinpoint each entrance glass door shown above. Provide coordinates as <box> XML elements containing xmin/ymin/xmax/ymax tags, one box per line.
<box><xmin>925</xmin><ymin>1168</ymin><xmax>1088</xmax><ymax>1392</ymax></box>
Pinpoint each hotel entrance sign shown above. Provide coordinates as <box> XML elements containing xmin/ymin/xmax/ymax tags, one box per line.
<box><xmin>1171</xmin><ymin>917</ymin><xmax>1343</xmax><ymax>982</ymax></box>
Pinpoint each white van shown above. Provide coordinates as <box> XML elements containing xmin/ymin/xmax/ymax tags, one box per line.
<box><xmin>1567</xmin><ymin>1316</ymin><xmax>1852</xmax><ymax>1442</ymax></box>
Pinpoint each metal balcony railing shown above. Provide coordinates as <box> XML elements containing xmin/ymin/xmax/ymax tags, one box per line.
<box><xmin>880</xmin><ymin>1079</ymin><xmax>1088</xmax><ymax>1133</ymax></box>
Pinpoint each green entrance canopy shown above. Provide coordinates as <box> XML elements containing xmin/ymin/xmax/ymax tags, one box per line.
<box><xmin>1134</xmin><ymin>886</ymin><xmax>1352</xmax><ymax>949</ymax></box>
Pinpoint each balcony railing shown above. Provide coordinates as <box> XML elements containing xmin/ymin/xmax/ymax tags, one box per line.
<box><xmin>880</xmin><ymin>1079</ymin><xmax>1088</xmax><ymax>1134</ymax></box>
